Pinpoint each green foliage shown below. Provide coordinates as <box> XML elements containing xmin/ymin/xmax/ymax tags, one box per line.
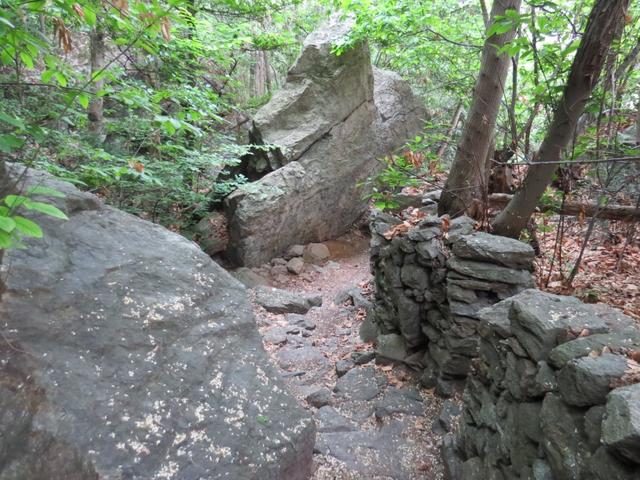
<box><xmin>0</xmin><ymin>188</ymin><xmax>67</xmax><ymax>249</ymax></box>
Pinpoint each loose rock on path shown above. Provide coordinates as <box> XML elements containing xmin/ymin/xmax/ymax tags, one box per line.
<box><xmin>240</xmin><ymin>230</ymin><xmax>458</xmax><ymax>479</ymax></box>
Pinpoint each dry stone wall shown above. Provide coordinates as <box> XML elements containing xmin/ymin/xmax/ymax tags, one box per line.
<box><xmin>444</xmin><ymin>290</ymin><xmax>640</xmax><ymax>480</ymax></box>
<box><xmin>370</xmin><ymin>212</ymin><xmax>534</xmax><ymax>389</ymax></box>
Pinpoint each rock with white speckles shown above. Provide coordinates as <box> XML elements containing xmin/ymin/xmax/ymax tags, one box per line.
<box><xmin>0</xmin><ymin>166</ymin><xmax>316</xmax><ymax>480</ymax></box>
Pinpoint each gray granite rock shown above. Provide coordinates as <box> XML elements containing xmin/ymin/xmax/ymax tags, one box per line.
<box><xmin>314</xmin><ymin>406</ymin><xmax>356</xmax><ymax>433</ymax></box>
<box><xmin>376</xmin><ymin>333</ymin><xmax>408</xmax><ymax>363</ymax></box>
<box><xmin>540</xmin><ymin>394</ymin><xmax>590</xmax><ymax>480</ymax></box>
<box><xmin>226</xmin><ymin>19</ymin><xmax>425</xmax><ymax>266</ymax></box>
<box><xmin>0</xmin><ymin>167</ymin><xmax>315</xmax><ymax>480</ymax></box>
<box><xmin>558</xmin><ymin>354</ymin><xmax>628</xmax><ymax>407</ymax></box>
<box><xmin>254</xmin><ymin>286</ymin><xmax>322</xmax><ymax>314</ymax></box>
<box><xmin>452</xmin><ymin>232</ymin><xmax>535</xmax><ymax>269</ymax></box>
<box><xmin>447</xmin><ymin>258</ymin><xmax>534</xmax><ymax>286</ymax></box>
<box><xmin>334</xmin><ymin>367</ymin><xmax>381</xmax><ymax>401</ymax></box>
<box><xmin>509</xmin><ymin>290</ymin><xmax>611</xmax><ymax>361</ymax></box>
<box><xmin>306</xmin><ymin>388</ymin><xmax>332</xmax><ymax>408</ymax></box>
<box><xmin>602</xmin><ymin>383</ymin><xmax>640</xmax><ymax>464</ymax></box>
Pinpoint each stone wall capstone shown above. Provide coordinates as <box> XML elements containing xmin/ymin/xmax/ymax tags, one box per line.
<box><xmin>443</xmin><ymin>289</ymin><xmax>640</xmax><ymax>480</ymax></box>
<box><xmin>369</xmin><ymin>211</ymin><xmax>535</xmax><ymax>392</ymax></box>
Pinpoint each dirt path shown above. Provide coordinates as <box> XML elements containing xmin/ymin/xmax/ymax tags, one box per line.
<box><xmin>241</xmin><ymin>230</ymin><xmax>454</xmax><ymax>480</ymax></box>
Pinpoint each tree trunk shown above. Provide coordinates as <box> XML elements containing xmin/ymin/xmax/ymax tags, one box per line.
<box><xmin>252</xmin><ymin>50</ymin><xmax>271</xmax><ymax>98</ymax></box>
<box><xmin>0</xmin><ymin>159</ymin><xmax>8</xmax><ymax>299</ymax></box>
<box><xmin>88</xmin><ymin>25</ymin><xmax>106</xmax><ymax>135</ymax></box>
<box><xmin>492</xmin><ymin>0</ymin><xmax>630</xmax><ymax>237</ymax></box>
<box><xmin>438</xmin><ymin>0</ymin><xmax>522</xmax><ymax>218</ymax></box>
<box><xmin>436</xmin><ymin>103</ymin><xmax>463</xmax><ymax>159</ymax></box>
<box><xmin>488</xmin><ymin>193</ymin><xmax>640</xmax><ymax>222</ymax></box>
<box><xmin>636</xmin><ymin>98</ymin><xmax>640</xmax><ymax>145</ymax></box>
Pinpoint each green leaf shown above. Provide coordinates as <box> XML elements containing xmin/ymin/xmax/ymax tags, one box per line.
<box><xmin>84</xmin><ymin>7</ymin><xmax>96</xmax><ymax>26</ymax></box>
<box><xmin>13</xmin><ymin>216</ymin><xmax>43</xmax><ymax>238</ymax></box>
<box><xmin>27</xmin><ymin>186</ymin><xmax>66</xmax><ymax>198</ymax></box>
<box><xmin>0</xmin><ymin>231</ymin><xmax>12</xmax><ymax>248</ymax></box>
<box><xmin>54</xmin><ymin>72</ymin><xmax>67</xmax><ymax>87</ymax></box>
<box><xmin>24</xmin><ymin>200</ymin><xmax>68</xmax><ymax>220</ymax></box>
<box><xmin>19</xmin><ymin>51</ymin><xmax>34</xmax><ymax>69</ymax></box>
<box><xmin>78</xmin><ymin>93</ymin><xmax>90</xmax><ymax>109</ymax></box>
<box><xmin>0</xmin><ymin>134</ymin><xmax>25</xmax><ymax>153</ymax></box>
<box><xmin>0</xmin><ymin>111</ymin><xmax>25</xmax><ymax>129</ymax></box>
<box><xmin>0</xmin><ymin>216</ymin><xmax>16</xmax><ymax>233</ymax></box>
<box><xmin>4</xmin><ymin>195</ymin><xmax>29</xmax><ymax>209</ymax></box>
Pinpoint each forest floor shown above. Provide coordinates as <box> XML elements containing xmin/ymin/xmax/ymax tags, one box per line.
<box><xmin>244</xmin><ymin>230</ymin><xmax>456</xmax><ymax>480</ymax></box>
<box><xmin>533</xmin><ymin>215</ymin><xmax>640</xmax><ymax>321</ymax></box>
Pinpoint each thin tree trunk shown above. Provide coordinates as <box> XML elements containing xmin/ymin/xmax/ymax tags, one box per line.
<box><xmin>438</xmin><ymin>0</ymin><xmax>522</xmax><ymax>218</ymax></box>
<box><xmin>636</xmin><ymin>98</ymin><xmax>640</xmax><ymax>145</ymax></box>
<box><xmin>251</xmin><ymin>50</ymin><xmax>271</xmax><ymax>97</ymax></box>
<box><xmin>479</xmin><ymin>0</ymin><xmax>489</xmax><ymax>29</ymax></box>
<box><xmin>492</xmin><ymin>0</ymin><xmax>630</xmax><ymax>237</ymax></box>
<box><xmin>436</xmin><ymin>103</ymin><xmax>463</xmax><ymax>159</ymax></box>
<box><xmin>88</xmin><ymin>25</ymin><xmax>106</xmax><ymax>135</ymax></box>
<box><xmin>0</xmin><ymin>159</ymin><xmax>9</xmax><ymax>299</ymax></box>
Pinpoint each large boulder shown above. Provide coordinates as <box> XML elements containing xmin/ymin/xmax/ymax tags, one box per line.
<box><xmin>0</xmin><ymin>167</ymin><xmax>315</xmax><ymax>480</ymax></box>
<box><xmin>226</xmin><ymin>18</ymin><xmax>426</xmax><ymax>266</ymax></box>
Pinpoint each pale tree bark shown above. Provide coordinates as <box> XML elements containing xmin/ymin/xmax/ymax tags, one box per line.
<box><xmin>492</xmin><ymin>0</ymin><xmax>631</xmax><ymax>237</ymax></box>
<box><xmin>251</xmin><ymin>50</ymin><xmax>271</xmax><ymax>98</ymax></box>
<box><xmin>479</xmin><ymin>0</ymin><xmax>489</xmax><ymax>29</ymax></box>
<box><xmin>636</xmin><ymin>98</ymin><xmax>640</xmax><ymax>145</ymax></box>
<box><xmin>438</xmin><ymin>0</ymin><xmax>523</xmax><ymax>218</ymax></box>
<box><xmin>436</xmin><ymin>103</ymin><xmax>464</xmax><ymax>159</ymax></box>
<box><xmin>88</xmin><ymin>25</ymin><xmax>106</xmax><ymax>135</ymax></box>
<box><xmin>0</xmin><ymin>159</ymin><xmax>8</xmax><ymax>298</ymax></box>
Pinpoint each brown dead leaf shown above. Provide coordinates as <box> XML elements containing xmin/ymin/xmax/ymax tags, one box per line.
<box><xmin>72</xmin><ymin>3</ymin><xmax>85</xmax><ymax>18</ymax></box>
<box><xmin>383</xmin><ymin>222</ymin><xmax>410</xmax><ymax>240</ymax></box>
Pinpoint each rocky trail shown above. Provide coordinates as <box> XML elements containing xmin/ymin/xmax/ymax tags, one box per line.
<box><xmin>235</xmin><ymin>230</ymin><xmax>461</xmax><ymax>480</ymax></box>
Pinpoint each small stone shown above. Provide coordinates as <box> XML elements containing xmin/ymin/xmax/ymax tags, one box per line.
<box><xmin>306</xmin><ymin>388</ymin><xmax>332</xmax><ymax>408</ymax></box>
<box><xmin>334</xmin><ymin>366</ymin><xmax>381</xmax><ymax>401</ymax></box>
<box><xmin>263</xmin><ymin>327</ymin><xmax>288</xmax><ymax>345</ymax></box>
<box><xmin>271</xmin><ymin>257</ymin><xmax>288</xmax><ymax>266</ymax></box>
<box><xmin>270</xmin><ymin>264</ymin><xmax>288</xmax><ymax>276</ymax></box>
<box><xmin>435</xmin><ymin>378</ymin><xmax>459</xmax><ymax>399</ymax></box>
<box><xmin>231</xmin><ymin>267</ymin><xmax>271</xmax><ymax>288</ymax></box>
<box><xmin>286</xmin><ymin>257</ymin><xmax>305</xmax><ymax>275</ymax></box>
<box><xmin>254</xmin><ymin>286</ymin><xmax>322</xmax><ymax>314</ymax></box>
<box><xmin>420</xmin><ymin>370</ymin><xmax>437</xmax><ymax>389</ymax></box>
<box><xmin>376</xmin><ymin>334</ymin><xmax>408</xmax><ymax>363</ymax></box>
<box><xmin>314</xmin><ymin>406</ymin><xmax>356</xmax><ymax>433</ymax></box>
<box><xmin>374</xmin><ymin>388</ymin><xmax>424</xmax><ymax>419</ymax></box>
<box><xmin>438</xmin><ymin>400</ymin><xmax>463</xmax><ymax>433</ymax></box>
<box><xmin>284</xmin><ymin>244</ymin><xmax>305</xmax><ymax>260</ymax></box>
<box><xmin>336</xmin><ymin>359</ymin><xmax>355</xmax><ymax>377</ymax></box>
<box><xmin>359</xmin><ymin>315</ymin><xmax>379</xmax><ymax>343</ymax></box>
<box><xmin>352</xmin><ymin>351</ymin><xmax>375</xmax><ymax>365</ymax></box>
<box><xmin>303</xmin><ymin>243</ymin><xmax>330</xmax><ymax>265</ymax></box>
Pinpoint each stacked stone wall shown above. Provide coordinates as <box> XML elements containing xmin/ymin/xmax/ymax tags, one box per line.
<box><xmin>444</xmin><ymin>289</ymin><xmax>640</xmax><ymax>480</ymax></box>
<box><xmin>370</xmin><ymin>212</ymin><xmax>534</xmax><ymax>390</ymax></box>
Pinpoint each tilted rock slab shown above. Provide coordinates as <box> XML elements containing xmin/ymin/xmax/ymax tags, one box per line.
<box><xmin>226</xmin><ymin>17</ymin><xmax>427</xmax><ymax>266</ymax></box>
<box><xmin>0</xmin><ymin>167</ymin><xmax>315</xmax><ymax>480</ymax></box>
